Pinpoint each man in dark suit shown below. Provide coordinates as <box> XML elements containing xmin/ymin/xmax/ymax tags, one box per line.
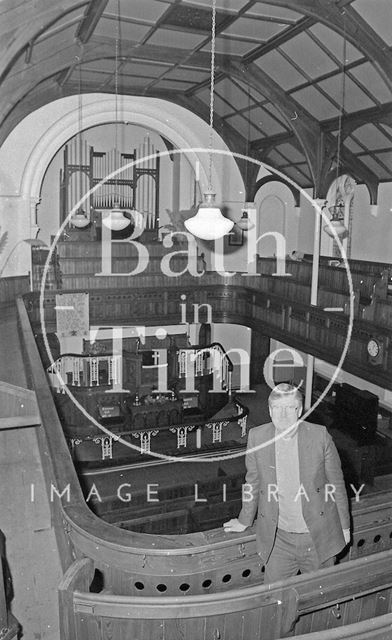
<box><xmin>224</xmin><ymin>383</ymin><xmax>350</xmax><ymax>583</ymax></box>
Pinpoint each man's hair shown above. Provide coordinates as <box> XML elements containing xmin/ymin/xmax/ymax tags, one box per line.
<box><xmin>268</xmin><ymin>383</ymin><xmax>303</xmax><ymax>406</ymax></box>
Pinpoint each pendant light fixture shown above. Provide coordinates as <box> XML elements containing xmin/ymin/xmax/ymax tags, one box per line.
<box><xmin>324</xmin><ymin>20</ymin><xmax>348</xmax><ymax>240</ymax></box>
<box><xmin>185</xmin><ymin>0</ymin><xmax>233</xmax><ymax>241</ymax></box>
<box><xmin>102</xmin><ymin>0</ymin><xmax>132</xmax><ymax>232</ymax></box>
<box><xmin>236</xmin><ymin>207</ymin><xmax>254</xmax><ymax>231</ymax></box>
<box><xmin>71</xmin><ymin>52</ymin><xmax>90</xmax><ymax>229</ymax></box>
<box><xmin>235</xmin><ymin>84</ymin><xmax>254</xmax><ymax>232</ymax></box>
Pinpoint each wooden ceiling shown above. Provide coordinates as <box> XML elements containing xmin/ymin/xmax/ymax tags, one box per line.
<box><xmin>1</xmin><ymin>0</ymin><xmax>391</xmax><ymax>196</ymax></box>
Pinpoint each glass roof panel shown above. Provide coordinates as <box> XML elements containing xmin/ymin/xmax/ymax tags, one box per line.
<box><xmin>182</xmin><ymin>0</ymin><xmax>248</xmax><ymax>11</ymax></box>
<box><xmin>374</xmin><ymin>152</ymin><xmax>392</xmax><ymax>174</ymax></box>
<box><xmin>225</xmin><ymin>114</ymin><xmax>264</xmax><ymax>138</ymax></box>
<box><xmin>248</xmin><ymin>106</ymin><xmax>286</xmax><ymax>135</ymax></box>
<box><xmin>105</xmin><ymin>0</ymin><xmax>171</xmax><ymax>22</ymax></box>
<box><xmin>246</xmin><ymin>2</ymin><xmax>302</xmax><ymax>21</ymax></box>
<box><xmin>281</xmin><ymin>166</ymin><xmax>309</xmax><ymax>185</ymax></box>
<box><xmin>94</xmin><ymin>17</ymin><xmax>151</xmax><ymax>41</ymax></box>
<box><xmin>201</xmin><ymin>36</ymin><xmax>254</xmax><ymax>56</ymax></box>
<box><xmin>293</xmin><ymin>163</ymin><xmax>312</xmax><ymax>179</ymax></box>
<box><xmin>279</xmin><ymin>32</ymin><xmax>338</xmax><ymax>79</ymax></box>
<box><xmin>163</xmin><ymin>67</ymin><xmax>209</xmax><ymax>82</ymax></box>
<box><xmin>352</xmin><ymin>0</ymin><xmax>392</xmax><ymax>46</ymax></box>
<box><xmin>263</xmin><ymin>103</ymin><xmax>288</xmax><ymax>128</ymax></box>
<box><xmin>234</xmin><ymin>79</ymin><xmax>268</xmax><ymax>104</ymax></box>
<box><xmin>122</xmin><ymin>61</ymin><xmax>172</xmax><ymax>77</ymax></box>
<box><xmin>266</xmin><ymin>149</ymin><xmax>289</xmax><ymax>165</ymax></box>
<box><xmin>214</xmin><ymin>78</ymin><xmax>250</xmax><ymax>110</ymax></box>
<box><xmin>275</xmin><ymin>143</ymin><xmax>305</xmax><ymax>163</ymax></box>
<box><xmin>146</xmin><ymin>27</ymin><xmax>206</xmax><ymax>48</ymax></box>
<box><xmin>359</xmin><ymin>154</ymin><xmax>392</xmax><ymax>179</ymax></box>
<box><xmin>308</xmin><ymin>24</ymin><xmax>363</xmax><ymax>64</ymax></box>
<box><xmin>349</xmin><ymin>62</ymin><xmax>391</xmax><ymax>104</ymax></box>
<box><xmin>379</xmin><ymin>124</ymin><xmax>392</xmax><ymax>140</ymax></box>
<box><xmin>317</xmin><ymin>74</ymin><xmax>375</xmax><ymax>112</ymax></box>
<box><xmin>211</xmin><ymin>93</ymin><xmax>237</xmax><ymax>117</ymax></box>
<box><xmin>291</xmin><ymin>86</ymin><xmax>340</xmax><ymax>120</ymax></box>
<box><xmin>156</xmin><ymin>79</ymin><xmax>195</xmax><ymax>90</ymax></box>
<box><xmin>255</xmin><ymin>50</ymin><xmax>307</xmax><ymax>90</ymax></box>
<box><xmin>343</xmin><ymin>137</ymin><xmax>365</xmax><ymax>154</ymax></box>
<box><xmin>352</xmin><ymin>124</ymin><xmax>392</xmax><ymax>150</ymax></box>
<box><xmin>222</xmin><ymin>17</ymin><xmax>287</xmax><ymax>41</ymax></box>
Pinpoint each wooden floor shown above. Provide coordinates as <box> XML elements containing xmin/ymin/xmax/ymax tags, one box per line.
<box><xmin>0</xmin><ymin>302</ymin><xmax>63</xmax><ymax>640</ymax></box>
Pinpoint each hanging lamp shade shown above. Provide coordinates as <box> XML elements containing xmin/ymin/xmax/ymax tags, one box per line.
<box><xmin>185</xmin><ymin>192</ymin><xmax>233</xmax><ymax>240</ymax></box>
<box><xmin>236</xmin><ymin>209</ymin><xmax>254</xmax><ymax>231</ymax></box>
<box><xmin>71</xmin><ymin>208</ymin><xmax>90</xmax><ymax>228</ymax></box>
<box><xmin>323</xmin><ymin>200</ymin><xmax>348</xmax><ymax>239</ymax></box>
<box><xmin>102</xmin><ymin>204</ymin><xmax>131</xmax><ymax>231</ymax></box>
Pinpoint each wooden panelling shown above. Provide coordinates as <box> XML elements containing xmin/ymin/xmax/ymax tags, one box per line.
<box><xmin>0</xmin><ymin>275</ymin><xmax>29</xmax><ymax>302</ymax></box>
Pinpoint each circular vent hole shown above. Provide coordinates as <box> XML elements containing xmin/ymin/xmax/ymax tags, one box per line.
<box><xmin>202</xmin><ymin>579</ymin><xmax>212</xmax><ymax>589</ymax></box>
<box><xmin>156</xmin><ymin>584</ymin><xmax>167</xmax><ymax>593</ymax></box>
<box><xmin>179</xmin><ymin>583</ymin><xmax>190</xmax><ymax>592</ymax></box>
<box><xmin>222</xmin><ymin>574</ymin><xmax>231</xmax><ymax>583</ymax></box>
<box><xmin>357</xmin><ymin>539</ymin><xmax>365</xmax><ymax>547</ymax></box>
<box><xmin>374</xmin><ymin>534</ymin><xmax>381</xmax><ymax>543</ymax></box>
<box><xmin>134</xmin><ymin>582</ymin><xmax>144</xmax><ymax>590</ymax></box>
<box><xmin>242</xmin><ymin>569</ymin><xmax>251</xmax><ymax>578</ymax></box>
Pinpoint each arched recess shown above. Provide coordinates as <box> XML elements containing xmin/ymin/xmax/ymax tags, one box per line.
<box><xmin>0</xmin><ymin>94</ymin><xmax>243</xmax><ymax>275</ymax></box>
<box><xmin>254</xmin><ymin>182</ymin><xmax>299</xmax><ymax>258</ymax></box>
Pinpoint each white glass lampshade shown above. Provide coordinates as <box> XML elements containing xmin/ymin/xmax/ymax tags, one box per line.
<box><xmin>102</xmin><ymin>207</ymin><xmax>131</xmax><ymax>231</ymax></box>
<box><xmin>71</xmin><ymin>209</ymin><xmax>90</xmax><ymax>228</ymax></box>
<box><xmin>184</xmin><ymin>192</ymin><xmax>234</xmax><ymax>240</ymax></box>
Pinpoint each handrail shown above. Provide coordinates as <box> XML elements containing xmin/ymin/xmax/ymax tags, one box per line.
<box><xmin>24</xmin><ymin>277</ymin><xmax>392</xmax><ymax>389</ymax></box>
<box><xmin>64</xmin><ymin>550</ymin><xmax>392</xmax><ymax>633</ymax></box>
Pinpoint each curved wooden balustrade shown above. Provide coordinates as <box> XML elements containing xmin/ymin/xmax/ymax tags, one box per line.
<box><xmin>16</xmin><ymin>283</ymin><xmax>392</xmax><ymax>639</ymax></box>
<box><xmin>25</xmin><ymin>272</ymin><xmax>392</xmax><ymax>389</ymax></box>
<box><xmin>59</xmin><ymin>550</ymin><xmax>392</xmax><ymax>640</ymax></box>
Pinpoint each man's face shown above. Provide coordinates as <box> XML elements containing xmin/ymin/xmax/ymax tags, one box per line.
<box><xmin>269</xmin><ymin>394</ymin><xmax>302</xmax><ymax>432</ymax></box>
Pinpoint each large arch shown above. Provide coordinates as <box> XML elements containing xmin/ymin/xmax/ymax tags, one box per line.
<box><xmin>0</xmin><ymin>94</ymin><xmax>243</xmax><ymax>276</ymax></box>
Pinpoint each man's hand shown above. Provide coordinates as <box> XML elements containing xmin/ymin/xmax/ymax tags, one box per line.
<box><xmin>343</xmin><ymin>528</ymin><xmax>350</xmax><ymax>544</ymax></box>
<box><xmin>223</xmin><ymin>518</ymin><xmax>247</xmax><ymax>533</ymax></box>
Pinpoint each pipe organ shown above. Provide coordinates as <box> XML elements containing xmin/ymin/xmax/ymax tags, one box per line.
<box><xmin>60</xmin><ymin>135</ymin><xmax>160</xmax><ymax>230</ymax></box>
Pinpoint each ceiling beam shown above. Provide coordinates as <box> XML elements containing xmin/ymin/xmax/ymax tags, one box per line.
<box><xmin>243</xmin><ymin>15</ymin><xmax>315</xmax><ymax>64</ymax></box>
<box><xmin>75</xmin><ymin>0</ymin><xmax>109</xmax><ymax>44</ymax></box>
<box><xmin>227</xmin><ymin>58</ymin><xmax>379</xmax><ymax>197</ymax></box>
<box><xmin>321</xmin><ymin>102</ymin><xmax>392</xmax><ymax>135</ymax></box>
<box><xmin>260</xmin><ymin>0</ymin><xmax>392</xmax><ymax>90</ymax></box>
